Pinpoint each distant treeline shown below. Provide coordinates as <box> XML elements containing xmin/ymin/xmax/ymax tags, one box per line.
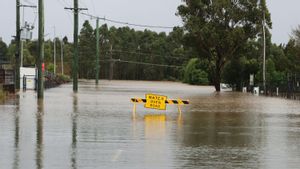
<box><xmin>1</xmin><ymin>0</ymin><xmax>300</xmax><ymax>92</ymax></box>
<box><xmin>1</xmin><ymin>21</ymin><xmax>194</xmax><ymax>81</ymax></box>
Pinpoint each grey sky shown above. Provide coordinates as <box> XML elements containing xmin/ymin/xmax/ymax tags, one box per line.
<box><xmin>0</xmin><ymin>0</ymin><xmax>299</xmax><ymax>45</ymax></box>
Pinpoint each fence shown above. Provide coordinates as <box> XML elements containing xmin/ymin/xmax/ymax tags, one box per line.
<box><xmin>255</xmin><ymin>73</ymin><xmax>300</xmax><ymax>100</ymax></box>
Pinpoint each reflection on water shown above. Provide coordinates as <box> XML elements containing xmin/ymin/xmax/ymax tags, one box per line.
<box><xmin>13</xmin><ymin>96</ymin><xmax>20</xmax><ymax>169</ymax></box>
<box><xmin>0</xmin><ymin>81</ymin><xmax>300</xmax><ymax>169</ymax></box>
<box><xmin>144</xmin><ymin>114</ymin><xmax>166</xmax><ymax>139</ymax></box>
<box><xmin>143</xmin><ymin>114</ymin><xmax>172</xmax><ymax>168</ymax></box>
<box><xmin>36</xmin><ymin>99</ymin><xmax>44</xmax><ymax>169</ymax></box>
<box><xmin>175</xmin><ymin>92</ymin><xmax>300</xmax><ymax>168</ymax></box>
<box><xmin>71</xmin><ymin>94</ymin><xmax>78</xmax><ymax>169</ymax></box>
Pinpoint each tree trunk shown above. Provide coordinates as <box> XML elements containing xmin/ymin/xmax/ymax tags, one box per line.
<box><xmin>214</xmin><ymin>64</ymin><xmax>221</xmax><ymax>92</ymax></box>
<box><xmin>214</xmin><ymin>76</ymin><xmax>221</xmax><ymax>92</ymax></box>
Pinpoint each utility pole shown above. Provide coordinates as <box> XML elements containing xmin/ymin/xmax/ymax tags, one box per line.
<box><xmin>137</xmin><ymin>45</ymin><xmax>140</xmax><ymax>80</ymax></box>
<box><xmin>65</xmin><ymin>1</ymin><xmax>88</xmax><ymax>92</ymax></box>
<box><xmin>16</xmin><ymin>0</ymin><xmax>21</xmax><ymax>90</ymax></box>
<box><xmin>61</xmin><ymin>40</ymin><xmax>64</xmax><ymax>75</ymax></box>
<box><xmin>95</xmin><ymin>18</ymin><xmax>100</xmax><ymax>85</ymax></box>
<box><xmin>21</xmin><ymin>6</ymin><xmax>25</xmax><ymax>67</ymax></box>
<box><xmin>37</xmin><ymin>0</ymin><xmax>44</xmax><ymax>99</ymax></box>
<box><xmin>20</xmin><ymin>38</ymin><xmax>24</xmax><ymax>67</ymax></box>
<box><xmin>73</xmin><ymin>0</ymin><xmax>79</xmax><ymax>92</ymax></box>
<box><xmin>263</xmin><ymin>13</ymin><xmax>266</xmax><ymax>95</ymax></box>
<box><xmin>53</xmin><ymin>26</ymin><xmax>56</xmax><ymax>74</ymax></box>
<box><xmin>109</xmin><ymin>45</ymin><xmax>114</xmax><ymax>81</ymax></box>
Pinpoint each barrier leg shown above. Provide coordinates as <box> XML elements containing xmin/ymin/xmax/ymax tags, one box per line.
<box><xmin>177</xmin><ymin>105</ymin><xmax>182</xmax><ymax>115</ymax></box>
<box><xmin>132</xmin><ymin>103</ymin><xmax>137</xmax><ymax>119</ymax></box>
<box><xmin>177</xmin><ymin>110</ymin><xmax>183</xmax><ymax>125</ymax></box>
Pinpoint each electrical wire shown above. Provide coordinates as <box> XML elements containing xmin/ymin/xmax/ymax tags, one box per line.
<box><xmin>20</xmin><ymin>0</ymin><xmax>37</xmax><ymax>30</ymax></box>
<box><xmin>79</xmin><ymin>12</ymin><xmax>175</xmax><ymax>29</ymax></box>
<box><xmin>63</xmin><ymin>59</ymin><xmax>183</xmax><ymax>68</ymax></box>
<box><xmin>110</xmin><ymin>49</ymin><xmax>188</xmax><ymax>60</ymax></box>
<box><xmin>32</xmin><ymin>11</ymin><xmax>37</xmax><ymax>27</ymax></box>
<box><xmin>57</xmin><ymin>0</ymin><xmax>74</xmax><ymax>25</ymax></box>
<box><xmin>89</xmin><ymin>0</ymin><xmax>96</xmax><ymax>15</ymax></box>
<box><xmin>79</xmin><ymin>0</ymin><xmax>90</xmax><ymax>14</ymax></box>
<box><xmin>23</xmin><ymin>0</ymin><xmax>35</xmax><ymax>6</ymax></box>
<box><xmin>115</xmin><ymin>59</ymin><xmax>183</xmax><ymax>68</ymax></box>
<box><xmin>85</xmin><ymin>49</ymin><xmax>187</xmax><ymax>61</ymax></box>
<box><xmin>61</xmin><ymin>0</ymin><xmax>71</xmax><ymax>6</ymax></box>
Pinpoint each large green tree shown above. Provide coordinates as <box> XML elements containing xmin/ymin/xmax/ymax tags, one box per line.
<box><xmin>284</xmin><ymin>26</ymin><xmax>300</xmax><ymax>73</ymax></box>
<box><xmin>177</xmin><ymin>0</ymin><xmax>271</xmax><ymax>91</ymax></box>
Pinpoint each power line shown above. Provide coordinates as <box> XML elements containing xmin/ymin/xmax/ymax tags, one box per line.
<box><xmin>57</xmin><ymin>0</ymin><xmax>68</xmax><ymax>7</ymax></box>
<box><xmin>86</xmin><ymin>49</ymin><xmax>188</xmax><ymax>60</ymax></box>
<box><xmin>60</xmin><ymin>0</ymin><xmax>70</xmax><ymax>6</ymax></box>
<box><xmin>79</xmin><ymin>0</ymin><xmax>88</xmax><ymax>9</ymax></box>
<box><xmin>79</xmin><ymin>0</ymin><xmax>90</xmax><ymax>14</ymax></box>
<box><xmin>56</xmin><ymin>0</ymin><xmax>73</xmax><ymax>24</ymax></box>
<box><xmin>63</xmin><ymin>59</ymin><xmax>183</xmax><ymax>68</ymax></box>
<box><xmin>110</xmin><ymin>49</ymin><xmax>188</xmax><ymax>60</ymax></box>
<box><xmin>89</xmin><ymin>0</ymin><xmax>96</xmax><ymax>14</ymax></box>
<box><xmin>65</xmin><ymin>10</ymin><xmax>176</xmax><ymax>29</ymax></box>
<box><xmin>116</xmin><ymin>59</ymin><xmax>183</xmax><ymax>68</ymax></box>
<box><xmin>23</xmin><ymin>0</ymin><xmax>35</xmax><ymax>6</ymax></box>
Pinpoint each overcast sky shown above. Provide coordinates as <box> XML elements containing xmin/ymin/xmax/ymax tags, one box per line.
<box><xmin>0</xmin><ymin>0</ymin><xmax>299</xmax><ymax>45</ymax></box>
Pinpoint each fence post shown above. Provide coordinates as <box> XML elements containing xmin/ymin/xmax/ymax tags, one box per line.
<box><xmin>23</xmin><ymin>75</ymin><xmax>26</xmax><ymax>91</ymax></box>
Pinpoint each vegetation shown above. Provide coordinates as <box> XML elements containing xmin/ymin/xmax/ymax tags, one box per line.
<box><xmin>177</xmin><ymin>0</ymin><xmax>271</xmax><ymax>91</ymax></box>
<box><xmin>1</xmin><ymin>0</ymin><xmax>300</xmax><ymax>92</ymax></box>
<box><xmin>0</xmin><ymin>39</ymin><xmax>8</xmax><ymax>61</ymax></box>
<box><xmin>0</xmin><ymin>89</ymin><xmax>5</xmax><ymax>101</ymax></box>
<box><xmin>183</xmin><ymin>58</ymin><xmax>209</xmax><ymax>85</ymax></box>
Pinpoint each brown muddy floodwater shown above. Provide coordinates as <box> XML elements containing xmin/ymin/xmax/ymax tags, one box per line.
<box><xmin>1</xmin><ymin>80</ymin><xmax>300</xmax><ymax>169</ymax></box>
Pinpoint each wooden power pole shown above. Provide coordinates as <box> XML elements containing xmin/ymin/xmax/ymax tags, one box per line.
<box><xmin>37</xmin><ymin>0</ymin><xmax>44</xmax><ymax>99</ymax></box>
<box><xmin>16</xmin><ymin>0</ymin><xmax>21</xmax><ymax>90</ymax></box>
<box><xmin>73</xmin><ymin>0</ymin><xmax>79</xmax><ymax>92</ymax></box>
<box><xmin>65</xmin><ymin>0</ymin><xmax>87</xmax><ymax>92</ymax></box>
<box><xmin>96</xmin><ymin>18</ymin><xmax>100</xmax><ymax>85</ymax></box>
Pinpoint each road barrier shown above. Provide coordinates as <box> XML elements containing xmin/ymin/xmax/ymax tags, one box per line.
<box><xmin>131</xmin><ymin>98</ymin><xmax>190</xmax><ymax>105</ymax></box>
<box><xmin>131</xmin><ymin>94</ymin><xmax>190</xmax><ymax>115</ymax></box>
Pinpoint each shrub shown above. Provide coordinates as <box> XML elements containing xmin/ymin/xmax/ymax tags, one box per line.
<box><xmin>183</xmin><ymin>58</ymin><xmax>209</xmax><ymax>85</ymax></box>
<box><xmin>0</xmin><ymin>90</ymin><xmax>5</xmax><ymax>101</ymax></box>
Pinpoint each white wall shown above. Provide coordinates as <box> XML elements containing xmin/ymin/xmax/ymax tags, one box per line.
<box><xmin>20</xmin><ymin>67</ymin><xmax>36</xmax><ymax>90</ymax></box>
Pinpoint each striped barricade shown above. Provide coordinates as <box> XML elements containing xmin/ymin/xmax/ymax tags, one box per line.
<box><xmin>131</xmin><ymin>94</ymin><xmax>189</xmax><ymax>115</ymax></box>
<box><xmin>131</xmin><ymin>98</ymin><xmax>189</xmax><ymax>105</ymax></box>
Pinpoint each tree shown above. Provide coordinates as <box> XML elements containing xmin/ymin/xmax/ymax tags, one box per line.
<box><xmin>184</xmin><ymin>58</ymin><xmax>209</xmax><ymax>85</ymax></box>
<box><xmin>79</xmin><ymin>20</ymin><xmax>96</xmax><ymax>79</ymax></box>
<box><xmin>285</xmin><ymin>26</ymin><xmax>300</xmax><ymax>73</ymax></box>
<box><xmin>0</xmin><ymin>40</ymin><xmax>8</xmax><ymax>61</ymax></box>
<box><xmin>177</xmin><ymin>0</ymin><xmax>271</xmax><ymax>91</ymax></box>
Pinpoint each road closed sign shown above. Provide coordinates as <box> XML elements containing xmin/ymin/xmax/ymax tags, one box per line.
<box><xmin>145</xmin><ymin>94</ymin><xmax>167</xmax><ymax>110</ymax></box>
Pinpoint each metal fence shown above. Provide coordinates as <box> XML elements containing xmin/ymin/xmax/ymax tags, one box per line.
<box><xmin>259</xmin><ymin>73</ymin><xmax>300</xmax><ymax>100</ymax></box>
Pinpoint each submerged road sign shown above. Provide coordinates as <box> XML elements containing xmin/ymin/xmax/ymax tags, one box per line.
<box><xmin>131</xmin><ymin>94</ymin><xmax>189</xmax><ymax>115</ymax></box>
<box><xmin>145</xmin><ymin>94</ymin><xmax>167</xmax><ymax>110</ymax></box>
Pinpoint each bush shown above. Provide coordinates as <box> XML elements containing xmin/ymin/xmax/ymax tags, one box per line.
<box><xmin>183</xmin><ymin>58</ymin><xmax>209</xmax><ymax>85</ymax></box>
<box><xmin>47</xmin><ymin>63</ymin><xmax>54</xmax><ymax>73</ymax></box>
<box><xmin>57</xmin><ymin>74</ymin><xmax>71</xmax><ymax>83</ymax></box>
<box><xmin>0</xmin><ymin>90</ymin><xmax>5</xmax><ymax>101</ymax></box>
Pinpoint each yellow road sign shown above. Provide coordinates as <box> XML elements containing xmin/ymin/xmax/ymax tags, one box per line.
<box><xmin>145</xmin><ymin>94</ymin><xmax>167</xmax><ymax>110</ymax></box>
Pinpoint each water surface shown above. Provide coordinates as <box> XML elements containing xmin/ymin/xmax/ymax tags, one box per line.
<box><xmin>0</xmin><ymin>80</ymin><xmax>300</xmax><ymax>169</ymax></box>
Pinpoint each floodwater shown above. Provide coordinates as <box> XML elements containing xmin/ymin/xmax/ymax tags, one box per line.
<box><xmin>1</xmin><ymin>80</ymin><xmax>300</xmax><ymax>169</ymax></box>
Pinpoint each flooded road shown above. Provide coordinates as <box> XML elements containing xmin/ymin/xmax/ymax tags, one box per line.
<box><xmin>1</xmin><ymin>80</ymin><xmax>300</xmax><ymax>169</ymax></box>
